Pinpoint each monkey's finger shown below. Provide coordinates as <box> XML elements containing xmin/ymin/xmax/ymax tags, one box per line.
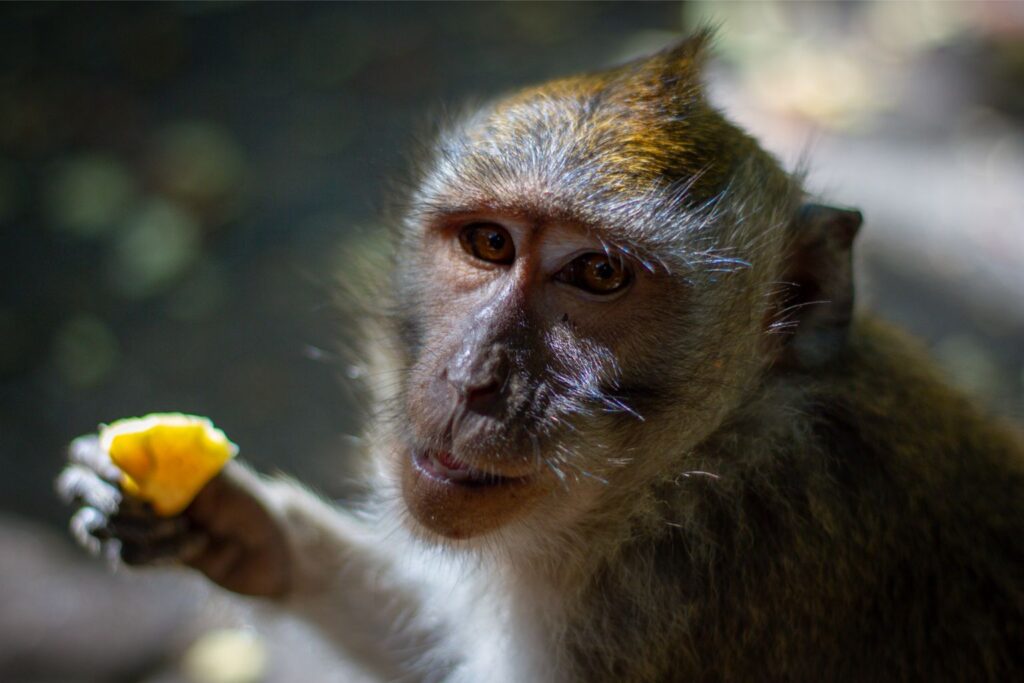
<box><xmin>120</xmin><ymin>531</ymin><xmax>209</xmax><ymax>567</ymax></box>
<box><xmin>69</xmin><ymin>506</ymin><xmax>112</xmax><ymax>555</ymax></box>
<box><xmin>67</xmin><ymin>434</ymin><xmax>121</xmax><ymax>483</ymax></box>
<box><xmin>108</xmin><ymin>514</ymin><xmax>190</xmax><ymax>544</ymax></box>
<box><xmin>56</xmin><ymin>465</ymin><xmax>122</xmax><ymax>514</ymax></box>
<box><xmin>108</xmin><ymin>493</ymin><xmax>158</xmax><ymax>521</ymax></box>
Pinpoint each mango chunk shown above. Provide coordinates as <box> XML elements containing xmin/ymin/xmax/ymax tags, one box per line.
<box><xmin>99</xmin><ymin>413</ymin><xmax>238</xmax><ymax>516</ymax></box>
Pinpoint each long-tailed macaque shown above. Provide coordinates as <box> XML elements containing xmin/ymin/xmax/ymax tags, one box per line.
<box><xmin>58</xmin><ymin>33</ymin><xmax>1024</xmax><ymax>682</ymax></box>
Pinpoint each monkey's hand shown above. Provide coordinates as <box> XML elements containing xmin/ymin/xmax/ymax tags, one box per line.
<box><xmin>56</xmin><ymin>434</ymin><xmax>291</xmax><ymax>597</ymax></box>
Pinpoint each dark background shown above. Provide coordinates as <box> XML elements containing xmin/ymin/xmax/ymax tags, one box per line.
<box><xmin>1</xmin><ymin>2</ymin><xmax>1021</xmax><ymax>682</ymax></box>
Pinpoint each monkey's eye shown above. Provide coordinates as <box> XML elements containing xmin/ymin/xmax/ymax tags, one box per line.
<box><xmin>555</xmin><ymin>253</ymin><xmax>632</xmax><ymax>295</ymax></box>
<box><xmin>458</xmin><ymin>223</ymin><xmax>515</xmax><ymax>265</ymax></box>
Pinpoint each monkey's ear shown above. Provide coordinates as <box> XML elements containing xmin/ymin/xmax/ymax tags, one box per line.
<box><xmin>775</xmin><ymin>203</ymin><xmax>863</xmax><ymax>369</ymax></box>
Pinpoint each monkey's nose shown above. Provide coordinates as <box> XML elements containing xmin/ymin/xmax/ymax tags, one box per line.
<box><xmin>447</xmin><ymin>346</ymin><xmax>510</xmax><ymax>415</ymax></box>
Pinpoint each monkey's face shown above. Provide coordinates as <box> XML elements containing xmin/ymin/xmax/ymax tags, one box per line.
<box><xmin>389</xmin><ymin>40</ymin><xmax>796</xmax><ymax>543</ymax></box>
<box><xmin>394</xmin><ymin>211</ymin><xmax>723</xmax><ymax>541</ymax></box>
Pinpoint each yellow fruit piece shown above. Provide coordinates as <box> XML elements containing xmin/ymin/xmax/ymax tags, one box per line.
<box><xmin>99</xmin><ymin>413</ymin><xmax>238</xmax><ymax>516</ymax></box>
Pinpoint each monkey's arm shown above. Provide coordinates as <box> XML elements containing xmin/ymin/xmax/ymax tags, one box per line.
<box><xmin>56</xmin><ymin>435</ymin><xmax>449</xmax><ymax>682</ymax></box>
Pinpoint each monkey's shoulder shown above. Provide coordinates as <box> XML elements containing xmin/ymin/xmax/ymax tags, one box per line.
<box><xmin>782</xmin><ymin>314</ymin><xmax>1024</xmax><ymax>587</ymax></box>
<box><xmin>814</xmin><ymin>316</ymin><xmax>1024</xmax><ymax>476</ymax></box>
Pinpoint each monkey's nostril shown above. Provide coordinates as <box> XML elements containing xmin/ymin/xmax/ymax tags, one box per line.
<box><xmin>463</xmin><ymin>380</ymin><xmax>503</xmax><ymax>413</ymax></box>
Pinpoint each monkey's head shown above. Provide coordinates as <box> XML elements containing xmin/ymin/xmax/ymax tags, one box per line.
<box><xmin>385</xmin><ymin>32</ymin><xmax>861</xmax><ymax>546</ymax></box>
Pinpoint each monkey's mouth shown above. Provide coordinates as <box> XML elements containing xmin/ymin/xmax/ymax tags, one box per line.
<box><xmin>413</xmin><ymin>449</ymin><xmax>525</xmax><ymax>486</ymax></box>
<box><xmin>403</xmin><ymin>446</ymin><xmax>549</xmax><ymax>539</ymax></box>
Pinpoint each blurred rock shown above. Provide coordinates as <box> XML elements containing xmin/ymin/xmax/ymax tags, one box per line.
<box><xmin>0</xmin><ymin>515</ymin><xmax>199</xmax><ymax>681</ymax></box>
<box><xmin>0</xmin><ymin>515</ymin><xmax>369</xmax><ymax>683</ymax></box>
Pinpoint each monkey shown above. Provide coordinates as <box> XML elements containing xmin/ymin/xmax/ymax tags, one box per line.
<box><xmin>57</xmin><ymin>32</ymin><xmax>1024</xmax><ymax>682</ymax></box>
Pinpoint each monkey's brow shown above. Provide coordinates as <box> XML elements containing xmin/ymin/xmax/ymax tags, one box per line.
<box><xmin>408</xmin><ymin>200</ymin><xmax>707</xmax><ymax>271</ymax></box>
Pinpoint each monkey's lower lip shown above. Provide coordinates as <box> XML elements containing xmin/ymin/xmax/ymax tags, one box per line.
<box><xmin>413</xmin><ymin>449</ymin><xmax>526</xmax><ymax>486</ymax></box>
<box><xmin>404</xmin><ymin>448</ymin><xmax>545</xmax><ymax>539</ymax></box>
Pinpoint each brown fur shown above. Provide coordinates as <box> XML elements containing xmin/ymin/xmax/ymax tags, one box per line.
<box><xmin>387</xmin><ymin>32</ymin><xmax>1024</xmax><ymax>680</ymax></box>
<box><xmin>555</xmin><ymin>318</ymin><xmax>1024</xmax><ymax>681</ymax></box>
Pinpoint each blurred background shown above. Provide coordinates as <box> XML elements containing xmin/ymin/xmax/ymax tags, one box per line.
<box><xmin>1</xmin><ymin>2</ymin><xmax>1021</xmax><ymax>681</ymax></box>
